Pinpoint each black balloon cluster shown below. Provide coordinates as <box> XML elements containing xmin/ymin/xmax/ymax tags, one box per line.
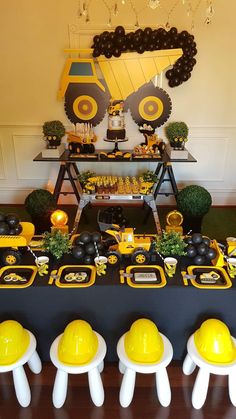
<box><xmin>72</xmin><ymin>231</ymin><xmax>104</xmax><ymax>265</ymax></box>
<box><xmin>92</xmin><ymin>25</ymin><xmax>197</xmax><ymax>87</ymax></box>
<box><xmin>0</xmin><ymin>212</ymin><xmax>22</xmax><ymax>236</ymax></box>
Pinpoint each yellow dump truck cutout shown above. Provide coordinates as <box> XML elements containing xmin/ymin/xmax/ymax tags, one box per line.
<box><xmin>58</xmin><ymin>48</ymin><xmax>182</xmax><ymax>127</ymax></box>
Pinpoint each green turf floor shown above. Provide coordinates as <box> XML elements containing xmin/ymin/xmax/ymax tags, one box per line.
<box><xmin>1</xmin><ymin>205</ymin><xmax>236</xmax><ymax>242</ymax></box>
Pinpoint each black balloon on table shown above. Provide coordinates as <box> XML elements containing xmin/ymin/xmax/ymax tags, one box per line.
<box><xmin>72</xmin><ymin>246</ymin><xmax>85</xmax><ymax>260</ymax></box>
<box><xmin>83</xmin><ymin>254</ymin><xmax>94</xmax><ymax>265</ymax></box>
<box><xmin>78</xmin><ymin>231</ymin><xmax>91</xmax><ymax>244</ymax></box>
<box><xmin>137</xmin><ymin>44</ymin><xmax>145</xmax><ymax>54</ymax></box>
<box><xmin>93</xmin><ymin>48</ymin><xmax>101</xmax><ymax>57</ymax></box>
<box><xmin>14</xmin><ymin>224</ymin><xmax>23</xmax><ymax>235</ymax></box>
<box><xmin>85</xmin><ymin>243</ymin><xmax>96</xmax><ymax>255</ymax></box>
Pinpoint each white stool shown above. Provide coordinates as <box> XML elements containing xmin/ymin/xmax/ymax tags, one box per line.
<box><xmin>117</xmin><ymin>333</ymin><xmax>173</xmax><ymax>408</ymax></box>
<box><xmin>50</xmin><ymin>332</ymin><xmax>107</xmax><ymax>408</ymax></box>
<box><xmin>183</xmin><ymin>334</ymin><xmax>236</xmax><ymax>409</ymax></box>
<box><xmin>0</xmin><ymin>331</ymin><xmax>42</xmax><ymax>407</ymax></box>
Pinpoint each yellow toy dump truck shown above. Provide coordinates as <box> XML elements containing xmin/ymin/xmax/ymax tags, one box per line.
<box><xmin>0</xmin><ymin>222</ymin><xmax>35</xmax><ymax>265</ymax></box>
<box><xmin>105</xmin><ymin>226</ymin><xmax>156</xmax><ymax>266</ymax></box>
<box><xmin>58</xmin><ymin>48</ymin><xmax>182</xmax><ymax>127</ymax></box>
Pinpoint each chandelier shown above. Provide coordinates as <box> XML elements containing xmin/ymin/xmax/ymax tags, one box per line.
<box><xmin>77</xmin><ymin>0</ymin><xmax>215</xmax><ymax>30</ymax></box>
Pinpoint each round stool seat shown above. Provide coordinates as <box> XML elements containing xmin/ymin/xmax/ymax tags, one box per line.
<box><xmin>0</xmin><ymin>330</ymin><xmax>42</xmax><ymax>407</ymax></box>
<box><xmin>117</xmin><ymin>333</ymin><xmax>173</xmax><ymax>407</ymax></box>
<box><xmin>50</xmin><ymin>332</ymin><xmax>106</xmax><ymax>408</ymax></box>
<box><xmin>183</xmin><ymin>334</ymin><xmax>236</xmax><ymax>409</ymax></box>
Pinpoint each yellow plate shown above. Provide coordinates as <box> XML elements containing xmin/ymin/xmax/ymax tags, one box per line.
<box><xmin>123</xmin><ymin>265</ymin><xmax>167</xmax><ymax>288</ymax></box>
<box><xmin>0</xmin><ymin>266</ymin><xmax>38</xmax><ymax>288</ymax></box>
<box><xmin>48</xmin><ymin>265</ymin><xmax>96</xmax><ymax>288</ymax></box>
<box><xmin>187</xmin><ymin>265</ymin><xmax>232</xmax><ymax>289</ymax></box>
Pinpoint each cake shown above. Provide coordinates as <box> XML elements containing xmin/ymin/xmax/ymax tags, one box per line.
<box><xmin>106</xmin><ymin>100</ymin><xmax>126</xmax><ymax>140</ymax></box>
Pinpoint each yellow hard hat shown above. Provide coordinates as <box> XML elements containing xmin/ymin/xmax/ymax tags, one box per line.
<box><xmin>58</xmin><ymin>320</ymin><xmax>98</xmax><ymax>365</ymax></box>
<box><xmin>194</xmin><ymin>319</ymin><xmax>236</xmax><ymax>364</ymax></box>
<box><xmin>0</xmin><ymin>320</ymin><xmax>30</xmax><ymax>365</ymax></box>
<box><xmin>124</xmin><ymin>318</ymin><xmax>164</xmax><ymax>363</ymax></box>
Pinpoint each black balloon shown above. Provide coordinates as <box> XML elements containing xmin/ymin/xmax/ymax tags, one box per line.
<box><xmin>15</xmin><ymin>224</ymin><xmax>23</xmax><ymax>235</ymax></box>
<box><xmin>79</xmin><ymin>231</ymin><xmax>91</xmax><ymax>244</ymax></box>
<box><xmin>135</xmin><ymin>29</ymin><xmax>143</xmax><ymax>37</ymax></box>
<box><xmin>0</xmin><ymin>222</ymin><xmax>10</xmax><ymax>235</ymax></box>
<box><xmin>84</xmin><ymin>254</ymin><xmax>94</xmax><ymax>265</ymax></box>
<box><xmin>137</xmin><ymin>44</ymin><xmax>145</xmax><ymax>54</ymax></box>
<box><xmin>166</xmin><ymin>69</ymin><xmax>174</xmax><ymax>79</ymax></box>
<box><xmin>93</xmin><ymin>35</ymin><xmax>101</xmax><ymax>44</ymax></box>
<box><xmin>93</xmin><ymin>48</ymin><xmax>100</xmax><ymax>57</ymax></box>
<box><xmin>205</xmin><ymin>248</ymin><xmax>217</xmax><ymax>260</ymax></box>
<box><xmin>115</xmin><ymin>26</ymin><xmax>125</xmax><ymax>37</ymax></box>
<box><xmin>113</xmin><ymin>47</ymin><xmax>121</xmax><ymax>57</ymax></box>
<box><xmin>169</xmin><ymin>27</ymin><xmax>178</xmax><ymax>36</ymax></box>
<box><xmin>144</xmin><ymin>27</ymin><xmax>152</xmax><ymax>37</ymax></box>
<box><xmin>115</xmin><ymin>36</ymin><xmax>125</xmax><ymax>47</ymax></box>
<box><xmin>193</xmin><ymin>255</ymin><xmax>206</xmax><ymax>265</ymax></box>
<box><xmin>105</xmin><ymin>51</ymin><xmax>113</xmax><ymax>58</ymax></box>
<box><xmin>72</xmin><ymin>246</ymin><xmax>85</xmax><ymax>260</ymax></box>
<box><xmin>6</xmin><ymin>213</ymin><xmax>20</xmax><ymax>228</ymax></box>
<box><xmin>85</xmin><ymin>243</ymin><xmax>96</xmax><ymax>255</ymax></box>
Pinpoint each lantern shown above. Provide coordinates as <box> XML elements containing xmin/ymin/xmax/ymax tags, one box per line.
<box><xmin>50</xmin><ymin>210</ymin><xmax>69</xmax><ymax>233</ymax></box>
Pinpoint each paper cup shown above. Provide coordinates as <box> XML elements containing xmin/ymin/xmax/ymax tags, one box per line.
<box><xmin>164</xmin><ymin>257</ymin><xmax>177</xmax><ymax>277</ymax></box>
<box><xmin>227</xmin><ymin>257</ymin><xmax>236</xmax><ymax>278</ymax></box>
<box><xmin>94</xmin><ymin>256</ymin><xmax>108</xmax><ymax>276</ymax></box>
<box><xmin>36</xmin><ymin>256</ymin><xmax>49</xmax><ymax>276</ymax></box>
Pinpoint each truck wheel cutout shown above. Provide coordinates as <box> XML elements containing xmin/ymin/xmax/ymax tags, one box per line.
<box><xmin>2</xmin><ymin>250</ymin><xmax>21</xmax><ymax>266</ymax></box>
<box><xmin>128</xmin><ymin>82</ymin><xmax>172</xmax><ymax>128</ymax></box>
<box><xmin>65</xmin><ymin>83</ymin><xmax>109</xmax><ymax>126</ymax></box>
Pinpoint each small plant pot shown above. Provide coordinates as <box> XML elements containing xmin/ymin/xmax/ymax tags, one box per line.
<box><xmin>46</xmin><ymin>136</ymin><xmax>61</xmax><ymax>149</ymax></box>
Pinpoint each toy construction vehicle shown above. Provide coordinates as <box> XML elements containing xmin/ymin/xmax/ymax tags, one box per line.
<box><xmin>58</xmin><ymin>48</ymin><xmax>182</xmax><ymax>127</ymax></box>
<box><xmin>0</xmin><ymin>222</ymin><xmax>35</xmax><ymax>266</ymax></box>
<box><xmin>105</xmin><ymin>226</ymin><xmax>156</xmax><ymax>266</ymax></box>
<box><xmin>67</xmin><ymin>123</ymin><xmax>97</xmax><ymax>154</ymax></box>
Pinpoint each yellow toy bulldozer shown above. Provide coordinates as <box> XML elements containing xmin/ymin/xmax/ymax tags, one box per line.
<box><xmin>105</xmin><ymin>227</ymin><xmax>156</xmax><ymax>266</ymax></box>
<box><xmin>0</xmin><ymin>222</ymin><xmax>35</xmax><ymax>265</ymax></box>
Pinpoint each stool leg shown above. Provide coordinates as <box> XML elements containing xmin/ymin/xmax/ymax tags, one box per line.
<box><xmin>88</xmin><ymin>367</ymin><xmax>104</xmax><ymax>407</ymax></box>
<box><xmin>183</xmin><ymin>353</ymin><xmax>196</xmax><ymax>375</ymax></box>
<box><xmin>98</xmin><ymin>361</ymin><xmax>104</xmax><ymax>373</ymax></box>
<box><xmin>119</xmin><ymin>368</ymin><xmax>136</xmax><ymax>408</ymax></box>
<box><xmin>119</xmin><ymin>360</ymin><xmax>126</xmax><ymax>374</ymax></box>
<box><xmin>13</xmin><ymin>366</ymin><xmax>31</xmax><ymax>407</ymax></box>
<box><xmin>228</xmin><ymin>370</ymin><xmax>236</xmax><ymax>406</ymax></box>
<box><xmin>156</xmin><ymin>367</ymin><xmax>171</xmax><ymax>407</ymax></box>
<box><xmin>192</xmin><ymin>368</ymin><xmax>210</xmax><ymax>409</ymax></box>
<box><xmin>52</xmin><ymin>369</ymin><xmax>68</xmax><ymax>408</ymax></box>
<box><xmin>27</xmin><ymin>350</ymin><xmax>42</xmax><ymax>374</ymax></box>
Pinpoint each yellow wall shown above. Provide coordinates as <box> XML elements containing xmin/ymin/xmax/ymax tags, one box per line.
<box><xmin>0</xmin><ymin>0</ymin><xmax>236</xmax><ymax>204</ymax></box>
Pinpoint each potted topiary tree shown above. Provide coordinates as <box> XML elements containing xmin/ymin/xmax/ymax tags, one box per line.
<box><xmin>165</xmin><ymin>121</ymin><xmax>189</xmax><ymax>158</ymax></box>
<box><xmin>176</xmin><ymin>185</ymin><xmax>212</xmax><ymax>233</ymax></box>
<box><xmin>42</xmin><ymin>229</ymin><xmax>72</xmax><ymax>260</ymax></box>
<box><xmin>43</xmin><ymin>120</ymin><xmax>66</xmax><ymax>149</ymax></box>
<box><xmin>153</xmin><ymin>231</ymin><xmax>187</xmax><ymax>258</ymax></box>
<box><xmin>24</xmin><ymin>189</ymin><xmax>57</xmax><ymax>234</ymax></box>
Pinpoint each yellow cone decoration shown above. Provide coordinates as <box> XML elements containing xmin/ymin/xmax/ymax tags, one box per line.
<box><xmin>124</xmin><ymin>318</ymin><xmax>164</xmax><ymax>363</ymax></box>
<box><xmin>0</xmin><ymin>320</ymin><xmax>30</xmax><ymax>365</ymax></box>
<box><xmin>194</xmin><ymin>319</ymin><xmax>236</xmax><ymax>364</ymax></box>
<box><xmin>58</xmin><ymin>320</ymin><xmax>98</xmax><ymax>365</ymax></box>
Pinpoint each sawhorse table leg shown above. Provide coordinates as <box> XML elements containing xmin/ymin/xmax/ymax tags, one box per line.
<box><xmin>53</xmin><ymin>162</ymin><xmax>82</xmax><ymax>204</ymax></box>
<box><xmin>143</xmin><ymin>162</ymin><xmax>178</xmax><ymax>227</ymax></box>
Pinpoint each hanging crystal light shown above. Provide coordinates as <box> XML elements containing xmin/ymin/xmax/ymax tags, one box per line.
<box><xmin>148</xmin><ymin>0</ymin><xmax>160</xmax><ymax>10</ymax></box>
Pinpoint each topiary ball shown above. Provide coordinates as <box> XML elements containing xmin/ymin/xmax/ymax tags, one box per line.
<box><xmin>177</xmin><ymin>185</ymin><xmax>212</xmax><ymax>218</ymax></box>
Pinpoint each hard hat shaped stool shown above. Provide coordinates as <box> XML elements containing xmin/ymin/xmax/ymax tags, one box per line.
<box><xmin>50</xmin><ymin>320</ymin><xmax>107</xmax><ymax>408</ymax></box>
<box><xmin>117</xmin><ymin>319</ymin><xmax>173</xmax><ymax>408</ymax></box>
<box><xmin>0</xmin><ymin>320</ymin><xmax>42</xmax><ymax>407</ymax></box>
<box><xmin>183</xmin><ymin>319</ymin><xmax>236</xmax><ymax>409</ymax></box>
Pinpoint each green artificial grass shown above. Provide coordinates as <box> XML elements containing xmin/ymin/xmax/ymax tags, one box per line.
<box><xmin>0</xmin><ymin>205</ymin><xmax>236</xmax><ymax>242</ymax></box>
